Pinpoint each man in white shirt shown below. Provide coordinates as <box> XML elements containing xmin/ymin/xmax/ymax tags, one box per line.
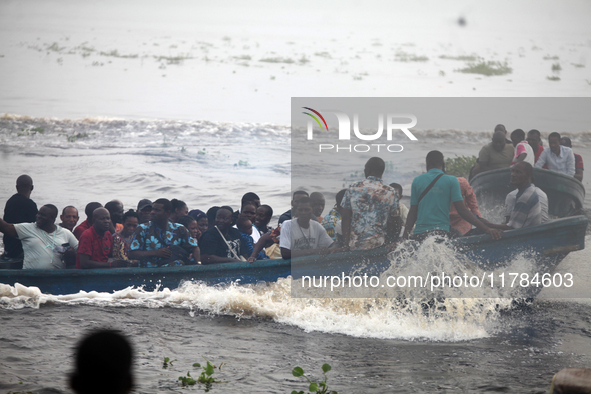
<box><xmin>280</xmin><ymin>197</ymin><xmax>336</xmax><ymax>259</ymax></box>
<box><xmin>535</xmin><ymin>132</ymin><xmax>575</xmax><ymax>177</ymax></box>
<box><xmin>0</xmin><ymin>204</ymin><xmax>78</xmax><ymax>269</ymax></box>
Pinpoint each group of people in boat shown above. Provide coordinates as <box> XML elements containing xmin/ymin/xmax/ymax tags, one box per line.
<box><xmin>0</xmin><ymin>125</ymin><xmax>580</xmax><ymax>270</ymax></box>
<box><xmin>470</xmin><ymin>124</ymin><xmax>583</xmax><ymax>182</ymax></box>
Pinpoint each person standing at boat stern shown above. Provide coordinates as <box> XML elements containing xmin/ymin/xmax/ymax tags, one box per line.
<box><xmin>0</xmin><ymin>204</ymin><xmax>78</xmax><ymax>269</ymax></box>
<box><xmin>128</xmin><ymin>198</ymin><xmax>199</xmax><ymax>267</ymax></box>
<box><xmin>341</xmin><ymin>157</ymin><xmax>399</xmax><ymax>250</ymax></box>
<box><xmin>403</xmin><ymin>151</ymin><xmax>501</xmax><ymax>242</ymax></box>
<box><xmin>1</xmin><ymin>174</ymin><xmax>38</xmax><ymax>262</ymax></box>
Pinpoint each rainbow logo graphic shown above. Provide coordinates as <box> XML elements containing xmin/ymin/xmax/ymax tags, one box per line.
<box><xmin>302</xmin><ymin>107</ymin><xmax>328</xmax><ymax>131</ymax></box>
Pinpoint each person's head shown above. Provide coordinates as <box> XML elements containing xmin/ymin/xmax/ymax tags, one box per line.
<box><xmin>36</xmin><ymin>204</ymin><xmax>58</xmax><ymax>229</ymax></box>
<box><xmin>548</xmin><ymin>132</ymin><xmax>562</xmax><ymax>155</ymax></box>
<box><xmin>492</xmin><ymin>131</ymin><xmax>506</xmax><ymax>152</ymax></box>
<box><xmin>84</xmin><ymin>202</ymin><xmax>103</xmax><ymax>224</ymax></box>
<box><xmin>426</xmin><ymin>150</ymin><xmax>445</xmax><ymax>171</ymax></box>
<box><xmin>241</xmin><ymin>192</ymin><xmax>261</xmax><ymax>209</ymax></box>
<box><xmin>510</xmin><ymin>162</ymin><xmax>533</xmax><ymax>188</ymax></box>
<box><xmin>310</xmin><ymin>192</ymin><xmax>326</xmax><ymax>217</ymax></box>
<box><xmin>170</xmin><ymin>199</ymin><xmax>188</xmax><ymax>220</ymax></box>
<box><xmin>254</xmin><ymin>204</ymin><xmax>273</xmax><ymax>230</ymax></box>
<box><xmin>151</xmin><ymin>198</ymin><xmax>171</xmax><ymax>225</ymax></box>
<box><xmin>137</xmin><ymin>199</ymin><xmax>152</xmax><ymax>224</ymax></box>
<box><xmin>510</xmin><ymin>129</ymin><xmax>525</xmax><ymax>147</ymax></box>
<box><xmin>177</xmin><ymin>215</ymin><xmax>199</xmax><ymax>239</ymax></box>
<box><xmin>294</xmin><ymin>196</ymin><xmax>313</xmax><ymax>221</ymax></box>
<box><xmin>121</xmin><ymin>210</ymin><xmax>139</xmax><ymax>237</ymax></box>
<box><xmin>364</xmin><ymin>157</ymin><xmax>386</xmax><ymax>178</ymax></box>
<box><xmin>240</xmin><ymin>202</ymin><xmax>257</xmax><ymax>223</ymax></box>
<box><xmin>560</xmin><ymin>136</ymin><xmax>573</xmax><ymax>148</ymax></box>
<box><xmin>69</xmin><ymin>329</ymin><xmax>133</xmax><ymax>394</ymax></box>
<box><xmin>16</xmin><ymin>174</ymin><xmax>34</xmax><ymax>197</ymax></box>
<box><xmin>215</xmin><ymin>207</ymin><xmax>233</xmax><ymax>231</ymax></box>
<box><xmin>60</xmin><ymin>206</ymin><xmax>79</xmax><ymax>231</ymax></box>
<box><xmin>291</xmin><ymin>190</ymin><xmax>309</xmax><ymax>208</ymax></box>
<box><xmin>236</xmin><ymin>216</ymin><xmax>253</xmax><ymax>235</ymax></box>
<box><xmin>92</xmin><ymin>208</ymin><xmax>111</xmax><ymax>234</ymax></box>
<box><xmin>494</xmin><ymin>124</ymin><xmax>507</xmax><ymax>135</ymax></box>
<box><xmin>105</xmin><ymin>200</ymin><xmax>124</xmax><ymax>225</ymax></box>
<box><xmin>206</xmin><ymin>206</ymin><xmax>220</xmax><ymax>229</ymax></box>
<box><xmin>527</xmin><ymin>129</ymin><xmax>541</xmax><ymax>150</ymax></box>
<box><xmin>389</xmin><ymin>183</ymin><xmax>403</xmax><ymax>198</ymax></box>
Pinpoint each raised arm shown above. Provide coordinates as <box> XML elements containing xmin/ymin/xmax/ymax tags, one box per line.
<box><xmin>0</xmin><ymin>218</ymin><xmax>18</xmax><ymax>238</ymax></box>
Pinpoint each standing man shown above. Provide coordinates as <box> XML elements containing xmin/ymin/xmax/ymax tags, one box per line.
<box><xmin>534</xmin><ymin>132</ymin><xmax>575</xmax><ymax>177</ymax></box>
<box><xmin>403</xmin><ymin>151</ymin><xmax>500</xmax><ymax>241</ymax></box>
<box><xmin>471</xmin><ymin>131</ymin><xmax>515</xmax><ymax>176</ymax></box>
<box><xmin>59</xmin><ymin>206</ymin><xmax>80</xmax><ymax>232</ymax></box>
<box><xmin>0</xmin><ymin>204</ymin><xmax>78</xmax><ymax>269</ymax></box>
<box><xmin>341</xmin><ymin>157</ymin><xmax>399</xmax><ymax>250</ymax></box>
<box><xmin>129</xmin><ymin>198</ymin><xmax>199</xmax><ymax>267</ymax></box>
<box><xmin>2</xmin><ymin>175</ymin><xmax>38</xmax><ymax>261</ymax></box>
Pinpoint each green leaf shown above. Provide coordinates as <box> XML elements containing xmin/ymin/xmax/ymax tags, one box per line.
<box><xmin>292</xmin><ymin>367</ymin><xmax>304</xmax><ymax>377</ymax></box>
<box><xmin>205</xmin><ymin>363</ymin><xmax>215</xmax><ymax>376</ymax></box>
<box><xmin>291</xmin><ymin>391</ymin><xmax>300</xmax><ymax>394</ymax></box>
<box><xmin>309</xmin><ymin>382</ymin><xmax>319</xmax><ymax>392</ymax></box>
<box><xmin>193</xmin><ymin>363</ymin><xmax>201</xmax><ymax>367</ymax></box>
<box><xmin>322</xmin><ymin>364</ymin><xmax>331</xmax><ymax>373</ymax></box>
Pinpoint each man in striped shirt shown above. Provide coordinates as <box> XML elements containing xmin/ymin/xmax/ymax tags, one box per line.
<box><xmin>487</xmin><ymin>162</ymin><xmax>545</xmax><ymax>230</ymax></box>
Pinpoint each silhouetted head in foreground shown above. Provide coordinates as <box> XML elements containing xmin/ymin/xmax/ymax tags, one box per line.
<box><xmin>70</xmin><ymin>330</ymin><xmax>134</xmax><ymax>394</ymax></box>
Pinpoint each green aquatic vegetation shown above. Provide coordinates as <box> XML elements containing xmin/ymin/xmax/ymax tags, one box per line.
<box><xmin>551</xmin><ymin>63</ymin><xmax>561</xmax><ymax>71</ymax></box>
<box><xmin>543</xmin><ymin>55</ymin><xmax>559</xmax><ymax>60</ymax></box>
<box><xmin>291</xmin><ymin>364</ymin><xmax>337</xmax><ymax>394</ymax></box>
<box><xmin>233</xmin><ymin>55</ymin><xmax>251</xmax><ymax>61</ymax></box>
<box><xmin>17</xmin><ymin>127</ymin><xmax>44</xmax><ymax>137</ymax></box>
<box><xmin>162</xmin><ymin>356</ymin><xmax>176</xmax><ymax>368</ymax></box>
<box><xmin>572</xmin><ymin>63</ymin><xmax>585</xmax><ymax>68</ymax></box>
<box><xmin>314</xmin><ymin>52</ymin><xmax>331</xmax><ymax>58</ymax></box>
<box><xmin>439</xmin><ymin>54</ymin><xmax>479</xmax><ymax>61</ymax></box>
<box><xmin>237</xmin><ymin>160</ymin><xmax>249</xmax><ymax>166</ymax></box>
<box><xmin>260</xmin><ymin>57</ymin><xmax>295</xmax><ymax>64</ymax></box>
<box><xmin>155</xmin><ymin>54</ymin><xmax>193</xmax><ymax>64</ymax></box>
<box><xmin>547</xmin><ymin>76</ymin><xmax>561</xmax><ymax>81</ymax></box>
<box><xmin>179</xmin><ymin>357</ymin><xmax>227</xmax><ymax>390</ymax></box>
<box><xmin>99</xmin><ymin>50</ymin><xmax>138</xmax><ymax>59</ymax></box>
<box><xmin>456</xmin><ymin>61</ymin><xmax>512</xmax><ymax>76</ymax></box>
<box><xmin>445</xmin><ymin>155</ymin><xmax>477</xmax><ymax>178</ymax></box>
<box><xmin>46</xmin><ymin>42</ymin><xmax>65</xmax><ymax>52</ymax></box>
<box><xmin>395</xmin><ymin>51</ymin><xmax>429</xmax><ymax>62</ymax></box>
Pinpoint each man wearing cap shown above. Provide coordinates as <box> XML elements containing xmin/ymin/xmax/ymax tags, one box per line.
<box><xmin>137</xmin><ymin>199</ymin><xmax>152</xmax><ymax>224</ymax></box>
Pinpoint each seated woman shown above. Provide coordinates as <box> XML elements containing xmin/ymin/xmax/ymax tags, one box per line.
<box><xmin>188</xmin><ymin>209</ymin><xmax>209</xmax><ymax>241</ymax></box>
<box><xmin>169</xmin><ymin>199</ymin><xmax>188</xmax><ymax>224</ymax></box>
<box><xmin>112</xmin><ymin>210</ymin><xmax>140</xmax><ymax>266</ymax></box>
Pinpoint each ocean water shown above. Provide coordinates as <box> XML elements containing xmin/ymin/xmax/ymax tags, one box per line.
<box><xmin>1</xmin><ymin>1</ymin><xmax>591</xmax><ymax>393</ymax></box>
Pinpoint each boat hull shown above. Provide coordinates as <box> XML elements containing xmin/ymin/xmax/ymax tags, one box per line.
<box><xmin>0</xmin><ymin>217</ymin><xmax>587</xmax><ymax>296</ymax></box>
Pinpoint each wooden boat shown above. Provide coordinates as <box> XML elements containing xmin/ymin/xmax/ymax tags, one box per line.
<box><xmin>0</xmin><ymin>216</ymin><xmax>587</xmax><ymax>296</ymax></box>
<box><xmin>470</xmin><ymin>167</ymin><xmax>586</xmax><ymax>217</ymax></box>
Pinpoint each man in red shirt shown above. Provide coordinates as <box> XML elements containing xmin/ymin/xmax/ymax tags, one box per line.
<box><xmin>77</xmin><ymin>208</ymin><xmax>128</xmax><ymax>269</ymax></box>
<box><xmin>73</xmin><ymin>202</ymin><xmax>103</xmax><ymax>240</ymax></box>
<box><xmin>527</xmin><ymin>129</ymin><xmax>545</xmax><ymax>163</ymax></box>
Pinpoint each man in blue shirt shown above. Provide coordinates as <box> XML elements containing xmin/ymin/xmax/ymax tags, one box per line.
<box><xmin>403</xmin><ymin>151</ymin><xmax>501</xmax><ymax>241</ymax></box>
